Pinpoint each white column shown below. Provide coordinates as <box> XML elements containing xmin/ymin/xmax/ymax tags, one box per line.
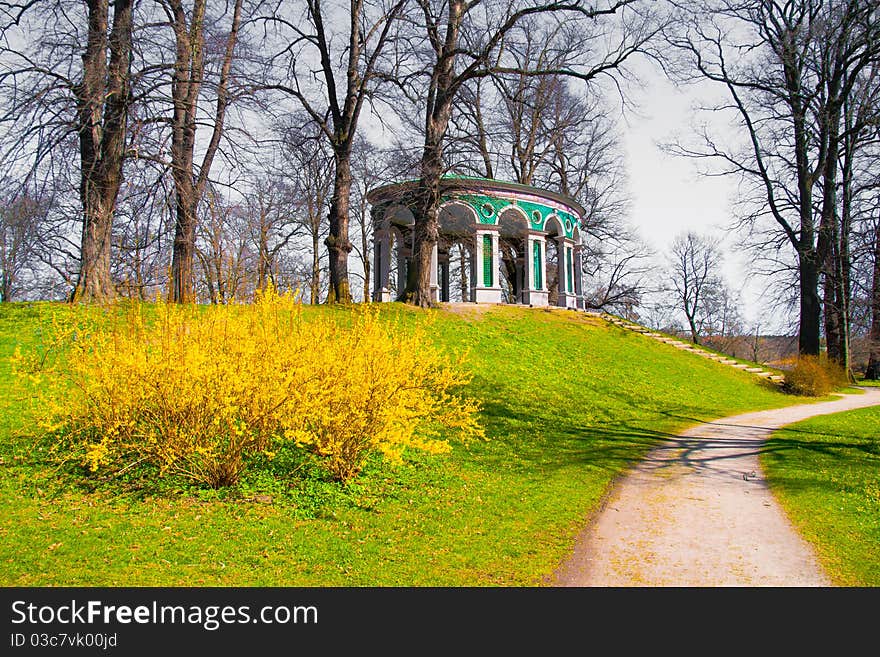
<box><xmin>491</xmin><ymin>231</ymin><xmax>500</xmax><ymax>288</ymax></box>
<box><xmin>523</xmin><ymin>234</ymin><xmax>548</xmax><ymax>306</ymax></box>
<box><xmin>574</xmin><ymin>244</ymin><xmax>585</xmax><ymax>310</ymax></box>
<box><xmin>473</xmin><ymin>228</ymin><xmax>502</xmax><ymax>303</ymax></box>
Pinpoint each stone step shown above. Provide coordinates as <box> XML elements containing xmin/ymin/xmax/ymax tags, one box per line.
<box><xmin>604</xmin><ymin>317</ymin><xmax>782</xmax><ymax>383</ymax></box>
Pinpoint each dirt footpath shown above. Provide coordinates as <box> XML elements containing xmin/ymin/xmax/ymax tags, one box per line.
<box><xmin>552</xmin><ymin>387</ymin><xmax>880</xmax><ymax>587</ymax></box>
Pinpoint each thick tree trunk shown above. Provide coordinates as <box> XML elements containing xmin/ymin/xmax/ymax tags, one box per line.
<box><xmin>171</xmin><ymin>200</ymin><xmax>196</xmax><ymax>303</ymax></box>
<box><xmin>686</xmin><ymin>313</ymin><xmax>700</xmax><ymax>345</ymax></box>
<box><xmin>325</xmin><ymin>153</ymin><xmax>353</xmax><ymax>303</ymax></box>
<box><xmin>70</xmin><ymin>0</ymin><xmax>134</xmax><ymax>303</ymax></box>
<box><xmin>819</xmin><ymin>94</ymin><xmax>845</xmax><ymax>366</ymax></box>
<box><xmin>402</xmin><ymin>0</ymin><xmax>463</xmax><ymax>308</ymax></box>
<box><xmin>403</xmin><ymin>195</ymin><xmax>440</xmax><ymax>307</ymax></box>
<box><xmin>168</xmin><ymin>0</ymin><xmax>204</xmax><ymax>303</ymax></box>
<box><xmin>73</xmin><ymin>195</ymin><xmax>116</xmax><ymax>302</ymax></box>
<box><xmin>838</xmin><ymin>133</ymin><xmax>853</xmax><ymax>378</ymax></box>
<box><xmin>403</xmin><ymin>126</ymin><xmax>444</xmax><ymax>307</ymax></box>
<box><xmin>798</xmin><ymin>250</ymin><xmax>822</xmax><ymax>356</ymax></box>
<box><xmin>405</xmin><ymin>95</ymin><xmax>456</xmax><ymax>307</ymax></box>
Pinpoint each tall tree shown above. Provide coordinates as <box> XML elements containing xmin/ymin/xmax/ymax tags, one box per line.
<box><xmin>1</xmin><ymin>0</ymin><xmax>136</xmax><ymax>302</ymax></box>
<box><xmin>259</xmin><ymin>0</ymin><xmax>406</xmax><ymax>303</ymax></box>
<box><xmin>71</xmin><ymin>0</ymin><xmax>136</xmax><ymax>302</ymax></box>
<box><xmin>815</xmin><ymin>1</ymin><xmax>880</xmax><ymax>371</ymax></box>
<box><xmin>164</xmin><ymin>0</ymin><xmax>245</xmax><ymax>303</ymax></box>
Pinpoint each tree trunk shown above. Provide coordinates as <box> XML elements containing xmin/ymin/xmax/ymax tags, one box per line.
<box><xmin>361</xmin><ymin>204</ymin><xmax>371</xmax><ymax>303</ymax></box>
<box><xmin>168</xmin><ymin>0</ymin><xmax>204</xmax><ymax>303</ymax></box>
<box><xmin>866</xmin><ymin>215</ymin><xmax>880</xmax><ymax>379</ymax></box>
<box><xmin>835</xmin><ymin>95</ymin><xmax>857</xmax><ymax>379</ymax></box>
<box><xmin>798</xmin><ymin>249</ymin><xmax>822</xmax><ymax>356</ymax></box>
<box><xmin>73</xmin><ymin>194</ymin><xmax>116</xmax><ymax>302</ymax></box>
<box><xmin>70</xmin><ymin>0</ymin><xmax>134</xmax><ymax>303</ymax></box>
<box><xmin>171</xmin><ymin>178</ymin><xmax>197</xmax><ymax>303</ymax></box>
<box><xmin>167</xmin><ymin>0</ymin><xmax>242</xmax><ymax>303</ymax></box>
<box><xmin>404</xmin><ymin>124</ymin><xmax>445</xmax><ymax>307</ymax></box>
<box><xmin>325</xmin><ymin>151</ymin><xmax>353</xmax><ymax>303</ymax></box>
<box><xmin>686</xmin><ymin>313</ymin><xmax>700</xmax><ymax>345</ymax></box>
<box><xmin>257</xmin><ymin>218</ymin><xmax>270</xmax><ymax>291</ymax></box>
<box><xmin>311</xmin><ymin>231</ymin><xmax>321</xmax><ymax>304</ymax></box>
<box><xmin>819</xmin><ymin>91</ymin><xmax>845</xmax><ymax>366</ymax></box>
<box><xmin>402</xmin><ymin>0</ymin><xmax>463</xmax><ymax>308</ymax></box>
<box><xmin>405</xmin><ymin>94</ymin><xmax>457</xmax><ymax>306</ymax></box>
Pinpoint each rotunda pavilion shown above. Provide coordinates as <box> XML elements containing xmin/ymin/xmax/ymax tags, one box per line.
<box><xmin>367</xmin><ymin>176</ymin><xmax>586</xmax><ymax>308</ymax></box>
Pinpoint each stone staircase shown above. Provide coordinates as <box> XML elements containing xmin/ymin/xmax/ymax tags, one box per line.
<box><xmin>601</xmin><ymin>314</ymin><xmax>786</xmax><ymax>386</ymax></box>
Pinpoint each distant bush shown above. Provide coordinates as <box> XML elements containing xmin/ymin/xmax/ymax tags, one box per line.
<box><xmin>783</xmin><ymin>355</ymin><xmax>848</xmax><ymax>396</ymax></box>
<box><xmin>13</xmin><ymin>287</ymin><xmax>483</xmax><ymax>487</ymax></box>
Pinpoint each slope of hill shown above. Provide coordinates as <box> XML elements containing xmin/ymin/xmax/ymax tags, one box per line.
<box><xmin>0</xmin><ymin>301</ymin><xmax>808</xmax><ymax>586</ymax></box>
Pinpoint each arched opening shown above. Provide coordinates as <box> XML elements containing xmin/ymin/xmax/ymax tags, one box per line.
<box><xmin>497</xmin><ymin>207</ymin><xmax>529</xmax><ymax>304</ymax></box>
<box><xmin>387</xmin><ymin>227</ymin><xmax>405</xmax><ymax>299</ymax></box>
<box><xmin>438</xmin><ymin>202</ymin><xmax>479</xmax><ymax>302</ymax></box>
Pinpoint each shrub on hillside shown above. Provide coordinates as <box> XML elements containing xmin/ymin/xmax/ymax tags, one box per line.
<box><xmin>13</xmin><ymin>287</ymin><xmax>483</xmax><ymax>487</ymax></box>
<box><xmin>783</xmin><ymin>355</ymin><xmax>848</xmax><ymax>396</ymax></box>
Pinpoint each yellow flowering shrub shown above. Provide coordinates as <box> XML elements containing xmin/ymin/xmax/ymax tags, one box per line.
<box><xmin>14</xmin><ymin>286</ymin><xmax>483</xmax><ymax>487</ymax></box>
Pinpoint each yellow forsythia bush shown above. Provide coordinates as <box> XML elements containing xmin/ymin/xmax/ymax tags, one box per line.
<box><xmin>14</xmin><ymin>286</ymin><xmax>483</xmax><ymax>487</ymax></box>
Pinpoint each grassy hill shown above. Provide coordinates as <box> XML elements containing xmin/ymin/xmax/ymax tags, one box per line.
<box><xmin>0</xmin><ymin>301</ymin><xmax>811</xmax><ymax>586</ymax></box>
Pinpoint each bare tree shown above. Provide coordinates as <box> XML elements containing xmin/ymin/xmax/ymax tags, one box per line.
<box><xmin>350</xmin><ymin>137</ymin><xmax>400</xmax><ymax>302</ymax></box>
<box><xmin>583</xmin><ymin>228</ymin><xmax>655</xmax><ymax>316</ymax></box>
<box><xmin>0</xmin><ymin>186</ymin><xmax>47</xmax><ymax>301</ymax></box>
<box><xmin>867</xmin><ymin>210</ymin><xmax>880</xmax><ymax>378</ymax></box>
<box><xmin>275</xmin><ymin>121</ymin><xmax>334</xmax><ymax>304</ymax></box>
<box><xmin>195</xmin><ymin>186</ymin><xmax>252</xmax><ymax>303</ymax></box>
<box><xmin>666</xmin><ymin>0</ymin><xmax>880</xmax><ymax>358</ymax></box>
<box><xmin>160</xmin><ymin>0</ymin><xmax>245</xmax><ymax>303</ymax></box>
<box><xmin>239</xmin><ymin>174</ymin><xmax>298</xmax><ymax>293</ymax></box>
<box><xmin>666</xmin><ymin>231</ymin><xmax>724</xmax><ymax>345</ymax></box>
<box><xmin>257</xmin><ymin>0</ymin><xmax>407</xmax><ymax>304</ymax></box>
<box><xmin>1</xmin><ymin>0</ymin><xmax>136</xmax><ymax>302</ymax></box>
<box><xmin>813</xmin><ymin>3</ymin><xmax>880</xmax><ymax>373</ymax></box>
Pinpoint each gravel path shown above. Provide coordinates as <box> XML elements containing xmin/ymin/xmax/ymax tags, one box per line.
<box><xmin>552</xmin><ymin>387</ymin><xmax>880</xmax><ymax>587</ymax></box>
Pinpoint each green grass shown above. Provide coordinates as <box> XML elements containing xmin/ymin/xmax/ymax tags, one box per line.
<box><xmin>0</xmin><ymin>301</ymin><xmax>827</xmax><ymax>586</ymax></box>
<box><xmin>762</xmin><ymin>403</ymin><xmax>880</xmax><ymax>586</ymax></box>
